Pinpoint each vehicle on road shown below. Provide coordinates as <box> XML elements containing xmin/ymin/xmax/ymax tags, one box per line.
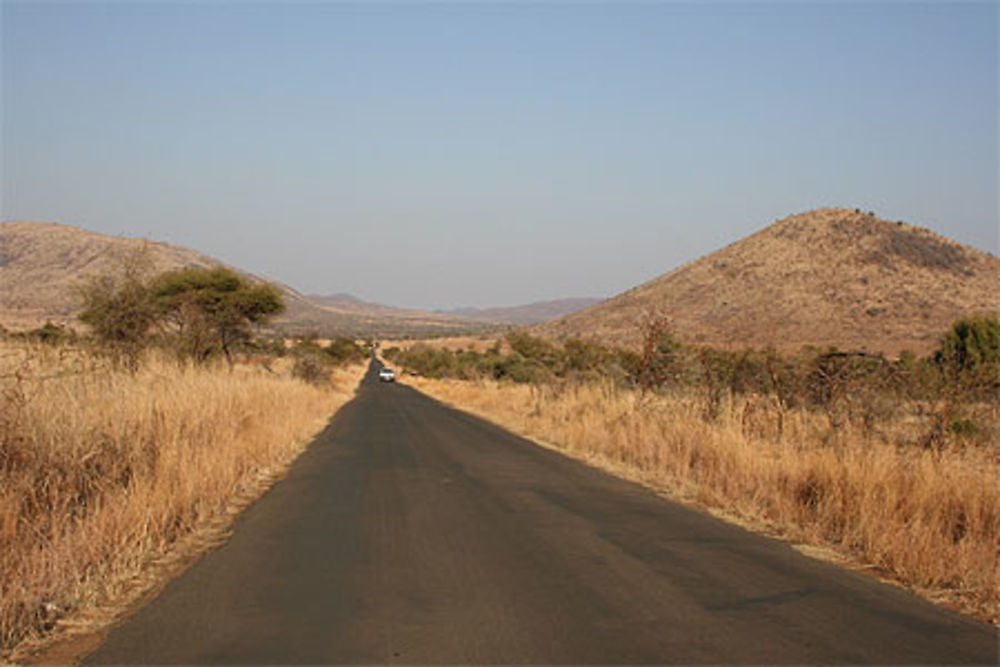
<box><xmin>378</xmin><ymin>367</ymin><xmax>396</xmax><ymax>382</ymax></box>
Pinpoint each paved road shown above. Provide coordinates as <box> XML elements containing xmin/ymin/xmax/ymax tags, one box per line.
<box><xmin>86</xmin><ymin>362</ymin><xmax>997</xmax><ymax>664</ymax></box>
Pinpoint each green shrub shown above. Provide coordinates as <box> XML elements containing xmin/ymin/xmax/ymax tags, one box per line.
<box><xmin>936</xmin><ymin>315</ymin><xmax>1000</xmax><ymax>396</ymax></box>
<box><xmin>325</xmin><ymin>337</ymin><xmax>365</xmax><ymax>365</ymax></box>
<box><xmin>79</xmin><ymin>271</ymin><xmax>159</xmax><ymax>370</ymax></box>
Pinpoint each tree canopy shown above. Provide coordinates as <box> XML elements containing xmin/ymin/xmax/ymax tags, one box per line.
<box><xmin>79</xmin><ymin>264</ymin><xmax>285</xmax><ymax>366</ymax></box>
<box><xmin>152</xmin><ymin>267</ymin><xmax>285</xmax><ymax>363</ymax></box>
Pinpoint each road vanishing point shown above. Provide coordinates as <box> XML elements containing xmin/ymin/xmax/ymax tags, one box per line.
<box><xmin>86</xmin><ymin>362</ymin><xmax>997</xmax><ymax>664</ymax></box>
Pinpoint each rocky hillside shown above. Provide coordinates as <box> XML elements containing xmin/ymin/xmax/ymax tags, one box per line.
<box><xmin>535</xmin><ymin>209</ymin><xmax>999</xmax><ymax>355</ymax></box>
<box><xmin>0</xmin><ymin>222</ymin><xmax>492</xmax><ymax>338</ymax></box>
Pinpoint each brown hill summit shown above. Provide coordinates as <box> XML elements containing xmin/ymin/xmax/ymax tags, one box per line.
<box><xmin>535</xmin><ymin>208</ymin><xmax>999</xmax><ymax>355</ymax></box>
<box><xmin>1</xmin><ymin>221</ymin><xmax>220</xmax><ymax>330</ymax></box>
<box><xmin>0</xmin><ymin>221</ymin><xmax>493</xmax><ymax>337</ymax></box>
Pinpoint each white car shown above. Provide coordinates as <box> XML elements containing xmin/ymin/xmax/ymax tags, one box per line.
<box><xmin>378</xmin><ymin>367</ymin><xmax>396</xmax><ymax>382</ymax></box>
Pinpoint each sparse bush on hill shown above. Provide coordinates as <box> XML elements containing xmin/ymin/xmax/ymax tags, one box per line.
<box><xmin>884</xmin><ymin>226</ymin><xmax>971</xmax><ymax>274</ymax></box>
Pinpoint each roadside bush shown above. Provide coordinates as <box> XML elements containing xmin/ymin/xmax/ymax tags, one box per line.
<box><xmin>325</xmin><ymin>337</ymin><xmax>366</xmax><ymax>365</ymax></box>
<box><xmin>936</xmin><ymin>314</ymin><xmax>1000</xmax><ymax>397</ymax></box>
<box><xmin>78</xmin><ymin>270</ymin><xmax>159</xmax><ymax>371</ymax></box>
<box><xmin>291</xmin><ymin>350</ymin><xmax>330</xmax><ymax>386</ymax></box>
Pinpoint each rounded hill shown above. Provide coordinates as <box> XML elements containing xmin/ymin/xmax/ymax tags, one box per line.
<box><xmin>535</xmin><ymin>208</ymin><xmax>999</xmax><ymax>354</ymax></box>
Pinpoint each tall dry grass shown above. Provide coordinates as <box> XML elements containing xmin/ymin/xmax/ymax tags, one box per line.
<box><xmin>406</xmin><ymin>375</ymin><xmax>1000</xmax><ymax>623</ymax></box>
<box><xmin>0</xmin><ymin>342</ymin><xmax>366</xmax><ymax>657</ymax></box>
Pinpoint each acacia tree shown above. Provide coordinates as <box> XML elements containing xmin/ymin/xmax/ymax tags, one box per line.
<box><xmin>152</xmin><ymin>267</ymin><xmax>284</xmax><ymax>366</ymax></box>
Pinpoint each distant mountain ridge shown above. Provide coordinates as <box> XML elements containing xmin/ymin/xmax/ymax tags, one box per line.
<box><xmin>0</xmin><ymin>221</ymin><xmax>494</xmax><ymax>337</ymax></box>
<box><xmin>438</xmin><ymin>298</ymin><xmax>603</xmax><ymax>326</ymax></box>
<box><xmin>303</xmin><ymin>294</ymin><xmax>603</xmax><ymax>327</ymax></box>
<box><xmin>535</xmin><ymin>208</ymin><xmax>999</xmax><ymax>355</ymax></box>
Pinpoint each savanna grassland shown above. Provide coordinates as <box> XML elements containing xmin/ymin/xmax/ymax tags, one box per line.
<box><xmin>0</xmin><ymin>340</ymin><xmax>366</xmax><ymax>659</ymax></box>
<box><xmin>385</xmin><ymin>322</ymin><xmax>1000</xmax><ymax>624</ymax></box>
<box><xmin>0</xmin><ymin>258</ymin><xmax>374</xmax><ymax>660</ymax></box>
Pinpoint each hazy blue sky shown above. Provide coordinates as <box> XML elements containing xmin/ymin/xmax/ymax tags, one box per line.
<box><xmin>2</xmin><ymin>1</ymin><xmax>997</xmax><ymax>309</ymax></box>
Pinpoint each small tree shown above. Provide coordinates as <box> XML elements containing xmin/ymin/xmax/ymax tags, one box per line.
<box><xmin>925</xmin><ymin>314</ymin><xmax>1000</xmax><ymax>448</ymax></box>
<box><xmin>936</xmin><ymin>314</ymin><xmax>1000</xmax><ymax>391</ymax></box>
<box><xmin>153</xmin><ymin>267</ymin><xmax>284</xmax><ymax>366</ymax></box>
<box><xmin>636</xmin><ymin>312</ymin><xmax>687</xmax><ymax>392</ymax></box>
<box><xmin>78</xmin><ymin>260</ymin><xmax>158</xmax><ymax>370</ymax></box>
<box><xmin>324</xmin><ymin>337</ymin><xmax>365</xmax><ymax>365</ymax></box>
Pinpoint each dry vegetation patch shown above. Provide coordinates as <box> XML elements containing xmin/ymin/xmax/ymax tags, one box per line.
<box><xmin>404</xmin><ymin>375</ymin><xmax>1000</xmax><ymax>625</ymax></box>
<box><xmin>0</xmin><ymin>342</ymin><xmax>366</xmax><ymax>659</ymax></box>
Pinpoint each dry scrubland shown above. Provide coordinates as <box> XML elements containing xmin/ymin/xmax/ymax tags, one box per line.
<box><xmin>0</xmin><ymin>342</ymin><xmax>366</xmax><ymax>658</ymax></box>
<box><xmin>405</xmin><ymin>375</ymin><xmax>1000</xmax><ymax>624</ymax></box>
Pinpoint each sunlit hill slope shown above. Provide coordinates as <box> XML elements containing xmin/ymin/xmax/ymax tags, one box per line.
<box><xmin>0</xmin><ymin>222</ymin><xmax>492</xmax><ymax>338</ymax></box>
<box><xmin>535</xmin><ymin>208</ymin><xmax>999</xmax><ymax>355</ymax></box>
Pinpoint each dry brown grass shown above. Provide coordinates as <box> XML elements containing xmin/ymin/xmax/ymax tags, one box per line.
<box><xmin>0</xmin><ymin>342</ymin><xmax>366</xmax><ymax>658</ymax></box>
<box><xmin>405</xmin><ymin>375</ymin><xmax>1000</xmax><ymax>624</ymax></box>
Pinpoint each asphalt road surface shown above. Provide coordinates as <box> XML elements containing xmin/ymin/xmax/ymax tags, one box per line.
<box><xmin>86</xmin><ymin>361</ymin><xmax>998</xmax><ymax>665</ymax></box>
